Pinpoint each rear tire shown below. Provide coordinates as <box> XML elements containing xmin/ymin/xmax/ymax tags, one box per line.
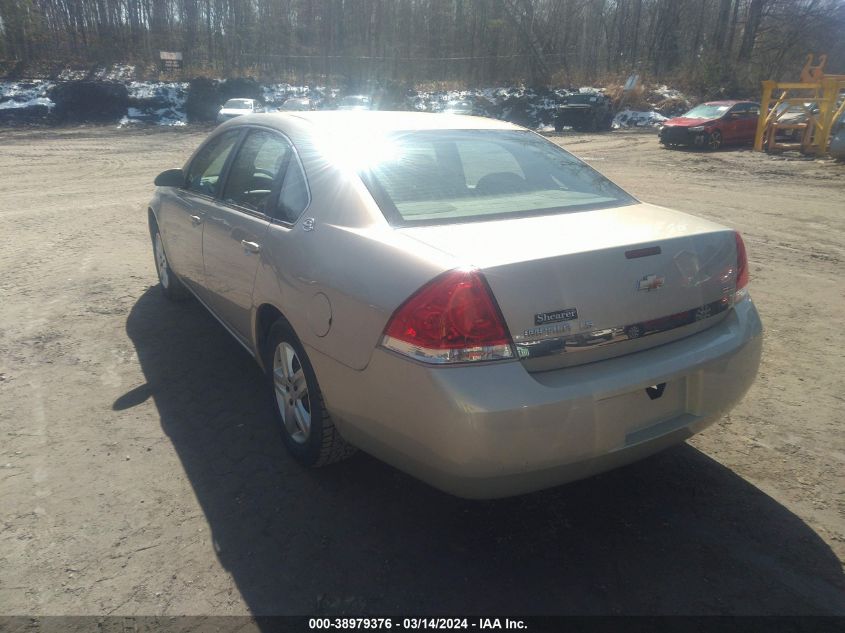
<box><xmin>265</xmin><ymin>320</ymin><xmax>356</xmax><ymax>467</ymax></box>
<box><xmin>153</xmin><ymin>229</ymin><xmax>187</xmax><ymax>301</ymax></box>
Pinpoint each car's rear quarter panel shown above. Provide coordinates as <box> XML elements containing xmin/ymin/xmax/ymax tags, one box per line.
<box><xmin>252</xmin><ymin>118</ymin><xmax>458</xmax><ymax>370</ymax></box>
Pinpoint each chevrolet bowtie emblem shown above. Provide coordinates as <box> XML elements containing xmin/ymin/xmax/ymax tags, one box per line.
<box><xmin>637</xmin><ymin>274</ymin><xmax>665</xmax><ymax>291</ymax></box>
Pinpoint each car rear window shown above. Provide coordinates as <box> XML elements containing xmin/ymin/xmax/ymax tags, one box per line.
<box><xmin>358</xmin><ymin>130</ymin><xmax>635</xmax><ymax>226</ymax></box>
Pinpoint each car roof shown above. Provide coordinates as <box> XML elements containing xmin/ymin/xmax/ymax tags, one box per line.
<box><xmin>263</xmin><ymin>110</ymin><xmax>521</xmax><ymax>132</ymax></box>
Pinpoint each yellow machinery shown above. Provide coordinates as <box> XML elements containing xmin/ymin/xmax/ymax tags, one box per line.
<box><xmin>754</xmin><ymin>55</ymin><xmax>845</xmax><ymax>155</ymax></box>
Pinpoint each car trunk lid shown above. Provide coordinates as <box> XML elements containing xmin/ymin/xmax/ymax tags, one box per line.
<box><xmin>397</xmin><ymin>203</ymin><xmax>740</xmax><ymax>371</ymax></box>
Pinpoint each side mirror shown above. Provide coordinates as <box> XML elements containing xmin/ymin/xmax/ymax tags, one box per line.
<box><xmin>154</xmin><ymin>168</ymin><xmax>185</xmax><ymax>187</ymax></box>
<box><xmin>727</xmin><ymin>112</ymin><xmax>740</xmax><ymax>119</ymax></box>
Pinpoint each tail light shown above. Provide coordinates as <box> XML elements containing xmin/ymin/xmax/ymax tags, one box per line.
<box><xmin>381</xmin><ymin>269</ymin><xmax>515</xmax><ymax>364</ymax></box>
<box><xmin>734</xmin><ymin>231</ymin><xmax>749</xmax><ymax>301</ymax></box>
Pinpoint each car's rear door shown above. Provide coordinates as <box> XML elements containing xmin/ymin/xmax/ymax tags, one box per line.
<box><xmin>158</xmin><ymin>128</ymin><xmax>241</xmax><ymax>292</ymax></box>
<box><xmin>201</xmin><ymin>127</ymin><xmax>293</xmax><ymax>341</ymax></box>
<box><xmin>737</xmin><ymin>103</ymin><xmax>760</xmax><ymax>143</ymax></box>
<box><xmin>724</xmin><ymin>103</ymin><xmax>757</xmax><ymax>144</ymax></box>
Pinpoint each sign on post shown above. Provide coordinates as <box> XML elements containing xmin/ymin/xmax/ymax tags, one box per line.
<box><xmin>160</xmin><ymin>51</ymin><xmax>183</xmax><ymax>73</ymax></box>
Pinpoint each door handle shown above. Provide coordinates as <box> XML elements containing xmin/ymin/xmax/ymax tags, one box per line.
<box><xmin>241</xmin><ymin>240</ymin><xmax>261</xmax><ymax>254</ymax></box>
<box><xmin>190</xmin><ymin>215</ymin><xmax>202</xmax><ymax>226</ymax></box>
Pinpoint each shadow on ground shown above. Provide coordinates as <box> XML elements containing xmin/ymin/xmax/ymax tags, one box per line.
<box><xmin>119</xmin><ymin>287</ymin><xmax>845</xmax><ymax>616</ymax></box>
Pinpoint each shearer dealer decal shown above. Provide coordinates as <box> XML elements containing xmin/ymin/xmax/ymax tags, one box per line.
<box><xmin>534</xmin><ymin>308</ymin><xmax>578</xmax><ymax>326</ymax></box>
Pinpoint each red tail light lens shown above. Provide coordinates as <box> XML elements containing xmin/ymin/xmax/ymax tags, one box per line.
<box><xmin>382</xmin><ymin>269</ymin><xmax>515</xmax><ymax>364</ymax></box>
<box><xmin>734</xmin><ymin>231</ymin><xmax>749</xmax><ymax>299</ymax></box>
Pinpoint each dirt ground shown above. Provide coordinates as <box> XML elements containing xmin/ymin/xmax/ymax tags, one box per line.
<box><xmin>0</xmin><ymin>125</ymin><xmax>843</xmax><ymax>617</ymax></box>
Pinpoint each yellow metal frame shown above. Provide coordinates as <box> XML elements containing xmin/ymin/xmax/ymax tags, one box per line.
<box><xmin>754</xmin><ymin>66</ymin><xmax>845</xmax><ymax>156</ymax></box>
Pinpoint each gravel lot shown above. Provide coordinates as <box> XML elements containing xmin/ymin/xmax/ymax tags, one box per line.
<box><xmin>0</xmin><ymin>125</ymin><xmax>843</xmax><ymax>616</ymax></box>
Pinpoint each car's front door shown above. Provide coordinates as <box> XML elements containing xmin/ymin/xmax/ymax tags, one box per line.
<box><xmin>201</xmin><ymin>128</ymin><xmax>293</xmax><ymax>341</ymax></box>
<box><xmin>720</xmin><ymin>107</ymin><xmax>743</xmax><ymax>143</ymax></box>
<box><xmin>158</xmin><ymin>129</ymin><xmax>241</xmax><ymax>291</ymax></box>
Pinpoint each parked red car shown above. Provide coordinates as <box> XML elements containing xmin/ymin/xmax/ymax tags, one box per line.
<box><xmin>659</xmin><ymin>100</ymin><xmax>760</xmax><ymax>150</ymax></box>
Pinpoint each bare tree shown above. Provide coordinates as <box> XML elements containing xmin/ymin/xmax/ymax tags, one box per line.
<box><xmin>0</xmin><ymin>0</ymin><xmax>842</xmax><ymax>90</ymax></box>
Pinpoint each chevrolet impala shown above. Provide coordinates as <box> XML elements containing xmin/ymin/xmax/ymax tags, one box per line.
<box><xmin>148</xmin><ymin>111</ymin><xmax>762</xmax><ymax>498</ymax></box>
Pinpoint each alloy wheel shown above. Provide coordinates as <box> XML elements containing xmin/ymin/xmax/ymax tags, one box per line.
<box><xmin>273</xmin><ymin>342</ymin><xmax>311</xmax><ymax>444</ymax></box>
<box><xmin>708</xmin><ymin>130</ymin><xmax>722</xmax><ymax>150</ymax></box>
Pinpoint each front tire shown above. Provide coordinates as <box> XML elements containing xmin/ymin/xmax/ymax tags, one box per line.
<box><xmin>626</xmin><ymin>324</ymin><xmax>644</xmax><ymax>339</ymax></box>
<box><xmin>265</xmin><ymin>320</ymin><xmax>355</xmax><ymax>467</ymax></box>
<box><xmin>707</xmin><ymin>129</ymin><xmax>723</xmax><ymax>150</ymax></box>
<box><xmin>153</xmin><ymin>229</ymin><xmax>187</xmax><ymax>301</ymax></box>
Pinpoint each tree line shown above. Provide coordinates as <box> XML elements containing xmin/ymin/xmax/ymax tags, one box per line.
<box><xmin>1</xmin><ymin>0</ymin><xmax>843</xmax><ymax>92</ymax></box>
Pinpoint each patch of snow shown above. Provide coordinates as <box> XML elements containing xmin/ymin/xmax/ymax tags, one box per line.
<box><xmin>124</xmin><ymin>81</ymin><xmax>188</xmax><ymax>126</ymax></box>
<box><xmin>57</xmin><ymin>68</ymin><xmax>87</xmax><ymax>81</ymax></box>
<box><xmin>156</xmin><ymin>109</ymin><xmax>186</xmax><ymax>126</ymax></box>
<box><xmin>612</xmin><ymin>109</ymin><xmax>668</xmax><ymax>129</ymax></box>
<box><xmin>0</xmin><ymin>96</ymin><xmax>53</xmax><ymax>110</ymax></box>
<box><xmin>97</xmin><ymin>65</ymin><xmax>137</xmax><ymax>81</ymax></box>
<box><xmin>117</xmin><ymin>115</ymin><xmax>141</xmax><ymax>128</ymax></box>
<box><xmin>0</xmin><ymin>80</ymin><xmax>55</xmax><ymax>111</ymax></box>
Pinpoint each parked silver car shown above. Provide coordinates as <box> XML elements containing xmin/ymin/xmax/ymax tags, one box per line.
<box><xmin>280</xmin><ymin>97</ymin><xmax>312</xmax><ymax>111</ymax></box>
<box><xmin>149</xmin><ymin>111</ymin><xmax>762</xmax><ymax>498</ymax></box>
<box><xmin>216</xmin><ymin>98</ymin><xmax>264</xmax><ymax>123</ymax></box>
<box><xmin>442</xmin><ymin>99</ymin><xmax>475</xmax><ymax>115</ymax></box>
<box><xmin>336</xmin><ymin>95</ymin><xmax>372</xmax><ymax>111</ymax></box>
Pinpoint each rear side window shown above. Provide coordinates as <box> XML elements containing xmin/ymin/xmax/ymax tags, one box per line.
<box><xmin>223</xmin><ymin>130</ymin><xmax>291</xmax><ymax>213</ymax></box>
<box><xmin>731</xmin><ymin>103</ymin><xmax>759</xmax><ymax>117</ymax></box>
<box><xmin>359</xmin><ymin>130</ymin><xmax>635</xmax><ymax>226</ymax></box>
<box><xmin>186</xmin><ymin>130</ymin><xmax>241</xmax><ymax>197</ymax></box>
<box><xmin>276</xmin><ymin>154</ymin><xmax>310</xmax><ymax>223</ymax></box>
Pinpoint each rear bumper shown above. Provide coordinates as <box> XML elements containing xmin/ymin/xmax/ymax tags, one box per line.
<box><xmin>309</xmin><ymin>298</ymin><xmax>763</xmax><ymax>498</ymax></box>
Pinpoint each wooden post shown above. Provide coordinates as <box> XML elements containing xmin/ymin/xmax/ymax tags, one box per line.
<box><xmin>754</xmin><ymin>80</ymin><xmax>775</xmax><ymax>152</ymax></box>
<box><xmin>814</xmin><ymin>77</ymin><xmax>839</xmax><ymax>155</ymax></box>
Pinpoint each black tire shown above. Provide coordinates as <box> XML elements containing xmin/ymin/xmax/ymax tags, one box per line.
<box><xmin>152</xmin><ymin>228</ymin><xmax>188</xmax><ymax>301</ymax></box>
<box><xmin>626</xmin><ymin>324</ymin><xmax>644</xmax><ymax>339</ymax></box>
<box><xmin>264</xmin><ymin>320</ymin><xmax>356</xmax><ymax>467</ymax></box>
